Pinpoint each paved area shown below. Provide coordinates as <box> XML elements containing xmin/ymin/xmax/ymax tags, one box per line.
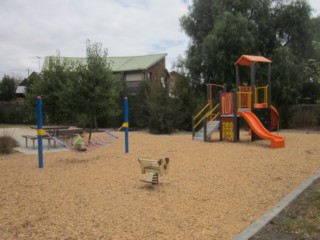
<box><xmin>1</xmin><ymin>128</ymin><xmax>68</xmax><ymax>155</ymax></box>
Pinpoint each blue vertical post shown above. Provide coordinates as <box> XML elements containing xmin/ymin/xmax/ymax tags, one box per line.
<box><xmin>124</xmin><ymin>97</ymin><xmax>129</xmax><ymax>153</ymax></box>
<box><xmin>36</xmin><ymin>96</ymin><xmax>44</xmax><ymax>168</ymax></box>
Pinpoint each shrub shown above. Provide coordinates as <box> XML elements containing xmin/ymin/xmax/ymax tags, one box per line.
<box><xmin>278</xmin><ymin>105</ymin><xmax>294</xmax><ymax>128</ymax></box>
<box><xmin>0</xmin><ymin>130</ymin><xmax>19</xmax><ymax>154</ymax></box>
<box><xmin>146</xmin><ymin>81</ymin><xmax>177</xmax><ymax>134</ymax></box>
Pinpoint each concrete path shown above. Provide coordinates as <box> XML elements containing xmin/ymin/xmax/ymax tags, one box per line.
<box><xmin>1</xmin><ymin>128</ymin><xmax>68</xmax><ymax>155</ymax></box>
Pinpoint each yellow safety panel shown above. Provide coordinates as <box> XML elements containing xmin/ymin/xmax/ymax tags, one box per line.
<box><xmin>37</xmin><ymin>129</ymin><xmax>47</xmax><ymax>135</ymax></box>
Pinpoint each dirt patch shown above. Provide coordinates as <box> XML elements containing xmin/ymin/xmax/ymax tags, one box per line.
<box><xmin>0</xmin><ymin>129</ymin><xmax>320</xmax><ymax>239</ymax></box>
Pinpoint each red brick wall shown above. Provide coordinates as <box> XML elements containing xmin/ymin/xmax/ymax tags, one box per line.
<box><xmin>146</xmin><ymin>58</ymin><xmax>167</xmax><ymax>81</ymax></box>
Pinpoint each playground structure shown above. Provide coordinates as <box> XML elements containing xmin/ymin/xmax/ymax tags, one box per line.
<box><xmin>192</xmin><ymin>55</ymin><xmax>285</xmax><ymax>148</ymax></box>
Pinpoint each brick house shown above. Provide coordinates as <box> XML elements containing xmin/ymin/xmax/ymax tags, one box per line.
<box><xmin>42</xmin><ymin>53</ymin><xmax>172</xmax><ymax>95</ymax></box>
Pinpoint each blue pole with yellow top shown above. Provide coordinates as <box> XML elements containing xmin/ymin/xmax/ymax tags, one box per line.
<box><xmin>124</xmin><ymin>97</ymin><xmax>129</xmax><ymax>153</ymax></box>
<box><xmin>36</xmin><ymin>96</ymin><xmax>44</xmax><ymax>168</ymax></box>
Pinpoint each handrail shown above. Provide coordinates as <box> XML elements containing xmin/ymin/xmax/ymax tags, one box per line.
<box><xmin>194</xmin><ymin>103</ymin><xmax>220</xmax><ymax>129</ymax></box>
<box><xmin>193</xmin><ymin>103</ymin><xmax>209</xmax><ymax>121</ymax></box>
<box><xmin>255</xmin><ymin>86</ymin><xmax>268</xmax><ymax>90</ymax></box>
<box><xmin>237</xmin><ymin>85</ymin><xmax>269</xmax><ymax>109</ymax></box>
<box><xmin>194</xmin><ymin>114</ymin><xmax>207</xmax><ymax>129</ymax></box>
<box><xmin>206</xmin><ymin>103</ymin><xmax>220</xmax><ymax>119</ymax></box>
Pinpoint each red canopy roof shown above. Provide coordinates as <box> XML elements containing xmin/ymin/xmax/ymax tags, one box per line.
<box><xmin>235</xmin><ymin>55</ymin><xmax>272</xmax><ymax>66</ymax></box>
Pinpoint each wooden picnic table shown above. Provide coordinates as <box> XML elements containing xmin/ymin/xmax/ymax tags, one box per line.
<box><xmin>30</xmin><ymin>125</ymin><xmax>70</xmax><ymax>130</ymax></box>
<box><xmin>30</xmin><ymin>125</ymin><xmax>70</xmax><ymax>135</ymax></box>
<box><xmin>29</xmin><ymin>126</ymin><xmax>71</xmax><ymax>148</ymax></box>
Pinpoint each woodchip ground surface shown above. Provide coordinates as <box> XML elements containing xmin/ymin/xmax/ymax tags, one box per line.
<box><xmin>0</xmin><ymin>128</ymin><xmax>320</xmax><ymax>240</ymax></box>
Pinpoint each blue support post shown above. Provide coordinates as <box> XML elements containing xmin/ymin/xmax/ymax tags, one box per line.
<box><xmin>36</xmin><ymin>96</ymin><xmax>44</xmax><ymax>168</ymax></box>
<box><xmin>124</xmin><ymin>97</ymin><xmax>129</xmax><ymax>153</ymax></box>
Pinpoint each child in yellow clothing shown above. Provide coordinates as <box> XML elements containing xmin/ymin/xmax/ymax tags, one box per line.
<box><xmin>73</xmin><ymin>131</ymin><xmax>87</xmax><ymax>151</ymax></box>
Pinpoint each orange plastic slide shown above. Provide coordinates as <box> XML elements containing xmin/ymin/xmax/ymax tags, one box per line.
<box><xmin>239</xmin><ymin>111</ymin><xmax>285</xmax><ymax>148</ymax></box>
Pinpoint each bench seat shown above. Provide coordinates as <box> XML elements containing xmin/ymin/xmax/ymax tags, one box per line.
<box><xmin>21</xmin><ymin>135</ymin><xmax>52</xmax><ymax>149</ymax></box>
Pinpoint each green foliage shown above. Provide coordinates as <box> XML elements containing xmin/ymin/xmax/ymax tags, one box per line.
<box><xmin>277</xmin><ymin>105</ymin><xmax>295</xmax><ymax>128</ymax></box>
<box><xmin>130</xmin><ymin>80</ymin><xmax>176</xmax><ymax>133</ymax></box>
<box><xmin>271</xmin><ymin>46</ymin><xmax>305</xmax><ymax>127</ymax></box>
<box><xmin>0</xmin><ymin>75</ymin><xmax>16</xmax><ymax>101</ymax></box>
<box><xmin>302</xmin><ymin>42</ymin><xmax>320</xmax><ymax>103</ymax></box>
<box><xmin>171</xmin><ymin>74</ymin><xmax>196</xmax><ymax>130</ymax></box>
<box><xmin>0</xmin><ymin>104</ymin><xmax>34</xmax><ymax>124</ymax></box>
<box><xmin>201</xmin><ymin>11</ymin><xmax>257</xmax><ymax>87</ymax></box>
<box><xmin>130</xmin><ymin>80</ymin><xmax>150</xmax><ymax>129</ymax></box>
<box><xmin>181</xmin><ymin>0</ymin><xmax>314</xmax><ymax>86</ymax></box>
<box><xmin>26</xmin><ymin>54</ymin><xmax>75</xmax><ymax>124</ymax></box>
<box><xmin>68</xmin><ymin>40</ymin><xmax>121</xmax><ymax>128</ymax></box>
<box><xmin>304</xmin><ymin>58</ymin><xmax>320</xmax><ymax>83</ymax></box>
<box><xmin>311</xmin><ymin>17</ymin><xmax>320</xmax><ymax>44</ymax></box>
<box><xmin>180</xmin><ymin>0</ymin><xmax>274</xmax><ymax>85</ymax></box>
<box><xmin>273</xmin><ymin>0</ymin><xmax>313</xmax><ymax>59</ymax></box>
<box><xmin>300</xmin><ymin>81</ymin><xmax>320</xmax><ymax>104</ymax></box>
<box><xmin>0</xmin><ymin>130</ymin><xmax>19</xmax><ymax>154</ymax></box>
<box><xmin>130</xmin><ymin>74</ymin><xmax>197</xmax><ymax>133</ymax></box>
<box><xmin>272</xmin><ymin>46</ymin><xmax>303</xmax><ymax>105</ymax></box>
<box><xmin>146</xmin><ymin>81</ymin><xmax>177</xmax><ymax>134</ymax></box>
<box><xmin>25</xmin><ymin>40</ymin><xmax>122</xmax><ymax>128</ymax></box>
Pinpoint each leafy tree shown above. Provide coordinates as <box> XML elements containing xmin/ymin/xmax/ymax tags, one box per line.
<box><xmin>304</xmin><ymin>58</ymin><xmax>320</xmax><ymax>83</ymax></box>
<box><xmin>180</xmin><ymin>0</ymin><xmax>314</xmax><ymax>85</ymax></box>
<box><xmin>171</xmin><ymin>73</ymin><xmax>197</xmax><ymax>130</ymax></box>
<box><xmin>272</xmin><ymin>46</ymin><xmax>304</xmax><ymax>105</ymax></box>
<box><xmin>271</xmin><ymin>46</ymin><xmax>304</xmax><ymax>127</ymax></box>
<box><xmin>300</xmin><ymin>16</ymin><xmax>320</xmax><ymax>104</ymax></box>
<box><xmin>0</xmin><ymin>75</ymin><xmax>16</xmax><ymax>101</ymax></box>
<box><xmin>130</xmin><ymin>80</ymin><xmax>151</xmax><ymax>129</ymax></box>
<box><xmin>180</xmin><ymin>0</ymin><xmax>274</xmax><ymax>87</ymax></box>
<box><xmin>26</xmin><ymin>41</ymin><xmax>122</xmax><ymax>128</ymax></box>
<box><xmin>146</xmin><ymin>80</ymin><xmax>177</xmax><ymax>134</ymax></box>
<box><xmin>310</xmin><ymin>16</ymin><xmax>320</xmax><ymax>60</ymax></box>
<box><xmin>273</xmin><ymin>0</ymin><xmax>313</xmax><ymax>59</ymax></box>
<box><xmin>302</xmin><ymin>42</ymin><xmax>320</xmax><ymax>103</ymax></box>
<box><xmin>130</xmin><ymin>78</ymin><xmax>182</xmax><ymax>133</ymax></box>
<box><xmin>68</xmin><ymin>40</ymin><xmax>121</xmax><ymax>129</ymax></box>
<box><xmin>26</xmin><ymin>54</ymin><xmax>75</xmax><ymax>124</ymax></box>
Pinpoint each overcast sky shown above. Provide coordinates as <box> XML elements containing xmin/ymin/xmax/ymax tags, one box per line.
<box><xmin>0</xmin><ymin>0</ymin><xmax>320</xmax><ymax>79</ymax></box>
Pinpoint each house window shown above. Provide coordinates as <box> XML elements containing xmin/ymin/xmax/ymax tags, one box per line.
<box><xmin>160</xmin><ymin>77</ymin><xmax>166</xmax><ymax>88</ymax></box>
<box><xmin>126</xmin><ymin>81</ymin><xmax>140</xmax><ymax>95</ymax></box>
<box><xmin>126</xmin><ymin>73</ymin><xmax>144</xmax><ymax>81</ymax></box>
<box><xmin>125</xmin><ymin>73</ymin><xmax>144</xmax><ymax>95</ymax></box>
